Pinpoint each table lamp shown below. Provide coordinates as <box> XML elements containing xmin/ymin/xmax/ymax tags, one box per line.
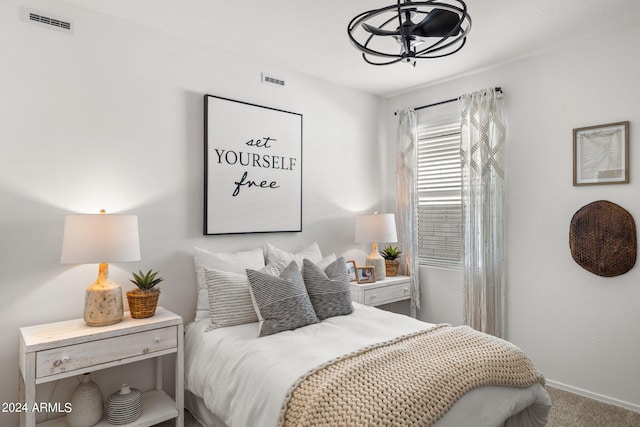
<box><xmin>355</xmin><ymin>212</ymin><xmax>398</xmax><ymax>280</ymax></box>
<box><xmin>61</xmin><ymin>210</ymin><xmax>141</xmax><ymax>326</ymax></box>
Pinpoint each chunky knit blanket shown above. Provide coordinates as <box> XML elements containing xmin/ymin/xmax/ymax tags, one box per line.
<box><xmin>278</xmin><ymin>324</ymin><xmax>544</xmax><ymax>427</ymax></box>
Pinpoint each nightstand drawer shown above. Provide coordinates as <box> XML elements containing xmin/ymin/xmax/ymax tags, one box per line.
<box><xmin>364</xmin><ymin>283</ymin><xmax>410</xmax><ymax>305</ymax></box>
<box><xmin>36</xmin><ymin>326</ymin><xmax>177</xmax><ymax>379</ymax></box>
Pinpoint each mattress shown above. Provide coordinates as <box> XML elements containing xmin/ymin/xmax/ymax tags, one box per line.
<box><xmin>185</xmin><ymin>303</ymin><xmax>551</xmax><ymax>427</ymax></box>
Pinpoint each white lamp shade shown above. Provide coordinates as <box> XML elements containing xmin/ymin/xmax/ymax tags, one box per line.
<box><xmin>355</xmin><ymin>213</ymin><xmax>398</xmax><ymax>243</ymax></box>
<box><xmin>61</xmin><ymin>214</ymin><xmax>141</xmax><ymax>264</ymax></box>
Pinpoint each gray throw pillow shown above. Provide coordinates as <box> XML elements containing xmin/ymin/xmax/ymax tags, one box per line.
<box><xmin>204</xmin><ymin>261</ymin><xmax>289</xmax><ymax>331</ymax></box>
<box><xmin>204</xmin><ymin>268</ymin><xmax>258</xmax><ymax>330</ymax></box>
<box><xmin>302</xmin><ymin>257</ymin><xmax>354</xmax><ymax>320</ymax></box>
<box><xmin>247</xmin><ymin>261</ymin><xmax>319</xmax><ymax>337</ymax></box>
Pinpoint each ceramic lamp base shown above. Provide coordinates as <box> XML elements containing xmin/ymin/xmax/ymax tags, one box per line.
<box><xmin>84</xmin><ymin>263</ymin><xmax>123</xmax><ymax>327</ymax></box>
<box><xmin>366</xmin><ymin>253</ymin><xmax>386</xmax><ymax>281</ymax></box>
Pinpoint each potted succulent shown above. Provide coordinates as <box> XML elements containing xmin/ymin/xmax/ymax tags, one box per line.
<box><xmin>126</xmin><ymin>269</ymin><xmax>164</xmax><ymax>319</ymax></box>
<box><xmin>380</xmin><ymin>245</ymin><xmax>402</xmax><ymax>277</ymax></box>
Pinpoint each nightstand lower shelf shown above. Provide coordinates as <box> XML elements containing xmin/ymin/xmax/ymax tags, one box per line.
<box><xmin>38</xmin><ymin>390</ymin><xmax>177</xmax><ymax>427</ymax></box>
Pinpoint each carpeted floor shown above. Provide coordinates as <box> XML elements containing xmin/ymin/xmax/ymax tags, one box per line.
<box><xmin>155</xmin><ymin>386</ymin><xmax>640</xmax><ymax>426</ymax></box>
<box><xmin>546</xmin><ymin>387</ymin><xmax>640</xmax><ymax>427</ymax></box>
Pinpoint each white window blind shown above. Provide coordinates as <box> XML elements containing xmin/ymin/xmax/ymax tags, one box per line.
<box><xmin>417</xmin><ymin>105</ymin><xmax>463</xmax><ymax>269</ymax></box>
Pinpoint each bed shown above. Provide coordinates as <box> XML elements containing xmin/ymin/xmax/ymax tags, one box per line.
<box><xmin>186</xmin><ymin>244</ymin><xmax>551</xmax><ymax>427</ymax></box>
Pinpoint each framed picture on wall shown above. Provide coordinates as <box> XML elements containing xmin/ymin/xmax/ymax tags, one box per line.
<box><xmin>573</xmin><ymin>121</ymin><xmax>629</xmax><ymax>186</ymax></box>
<box><xmin>204</xmin><ymin>95</ymin><xmax>303</xmax><ymax>234</ymax></box>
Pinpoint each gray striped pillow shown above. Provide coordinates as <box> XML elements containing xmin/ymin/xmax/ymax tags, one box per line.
<box><xmin>247</xmin><ymin>261</ymin><xmax>319</xmax><ymax>337</ymax></box>
<box><xmin>302</xmin><ymin>257</ymin><xmax>354</xmax><ymax>320</ymax></box>
<box><xmin>204</xmin><ymin>261</ymin><xmax>288</xmax><ymax>331</ymax></box>
<box><xmin>204</xmin><ymin>269</ymin><xmax>258</xmax><ymax>330</ymax></box>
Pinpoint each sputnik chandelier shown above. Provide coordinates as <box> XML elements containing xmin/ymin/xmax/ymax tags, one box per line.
<box><xmin>347</xmin><ymin>0</ymin><xmax>471</xmax><ymax>67</ymax></box>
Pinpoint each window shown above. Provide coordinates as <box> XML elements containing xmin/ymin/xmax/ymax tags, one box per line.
<box><xmin>417</xmin><ymin>104</ymin><xmax>463</xmax><ymax>269</ymax></box>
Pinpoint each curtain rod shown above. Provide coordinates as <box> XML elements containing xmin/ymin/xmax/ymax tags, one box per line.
<box><xmin>395</xmin><ymin>87</ymin><xmax>503</xmax><ymax>115</ymax></box>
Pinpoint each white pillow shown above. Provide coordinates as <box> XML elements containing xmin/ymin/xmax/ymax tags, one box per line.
<box><xmin>265</xmin><ymin>242</ymin><xmax>324</xmax><ymax>269</ymax></box>
<box><xmin>315</xmin><ymin>253</ymin><xmax>337</xmax><ymax>270</ymax></box>
<box><xmin>193</xmin><ymin>246</ymin><xmax>265</xmax><ymax>322</ymax></box>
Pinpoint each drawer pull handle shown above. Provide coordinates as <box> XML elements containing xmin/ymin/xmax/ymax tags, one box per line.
<box><xmin>154</xmin><ymin>337</ymin><xmax>161</xmax><ymax>344</ymax></box>
<box><xmin>372</xmin><ymin>294</ymin><xmax>376</xmax><ymax>299</ymax></box>
<box><xmin>54</xmin><ymin>356</ymin><xmax>70</xmax><ymax>367</ymax></box>
<box><xmin>143</xmin><ymin>348</ymin><xmax>150</xmax><ymax>354</ymax></box>
<box><xmin>404</xmin><ymin>287</ymin><xmax>409</xmax><ymax>292</ymax></box>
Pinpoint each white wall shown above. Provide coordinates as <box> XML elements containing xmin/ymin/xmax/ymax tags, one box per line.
<box><xmin>0</xmin><ymin>1</ymin><xmax>385</xmax><ymax>424</ymax></box>
<box><xmin>387</xmin><ymin>27</ymin><xmax>640</xmax><ymax>410</ymax></box>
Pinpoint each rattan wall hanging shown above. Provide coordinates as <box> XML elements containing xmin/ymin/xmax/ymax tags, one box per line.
<box><xmin>569</xmin><ymin>200</ymin><xmax>637</xmax><ymax>277</ymax></box>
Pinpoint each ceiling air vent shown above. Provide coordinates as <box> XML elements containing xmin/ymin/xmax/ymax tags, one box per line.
<box><xmin>20</xmin><ymin>8</ymin><xmax>73</xmax><ymax>34</ymax></box>
<box><xmin>261</xmin><ymin>73</ymin><xmax>286</xmax><ymax>87</ymax></box>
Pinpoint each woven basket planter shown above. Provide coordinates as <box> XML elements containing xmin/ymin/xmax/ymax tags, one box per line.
<box><xmin>385</xmin><ymin>260</ymin><xmax>400</xmax><ymax>277</ymax></box>
<box><xmin>126</xmin><ymin>290</ymin><xmax>160</xmax><ymax>319</ymax></box>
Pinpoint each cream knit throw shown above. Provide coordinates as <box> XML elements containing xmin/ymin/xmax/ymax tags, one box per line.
<box><xmin>278</xmin><ymin>324</ymin><xmax>544</xmax><ymax>427</ymax></box>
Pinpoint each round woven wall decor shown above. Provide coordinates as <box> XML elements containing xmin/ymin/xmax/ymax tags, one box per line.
<box><xmin>569</xmin><ymin>200</ymin><xmax>637</xmax><ymax>277</ymax></box>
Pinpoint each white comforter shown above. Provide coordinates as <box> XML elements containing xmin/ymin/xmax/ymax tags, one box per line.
<box><xmin>185</xmin><ymin>303</ymin><xmax>550</xmax><ymax>427</ymax></box>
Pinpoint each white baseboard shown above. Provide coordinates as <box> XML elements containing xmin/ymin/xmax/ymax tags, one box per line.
<box><xmin>546</xmin><ymin>379</ymin><xmax>640</xmax><ymax>413</ymax></box>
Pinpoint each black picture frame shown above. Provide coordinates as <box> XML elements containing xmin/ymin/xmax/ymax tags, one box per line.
<box><xmin>204</xmin><ymin>95</ymin><xmax>303</xmax><ymax>235</ymax></box>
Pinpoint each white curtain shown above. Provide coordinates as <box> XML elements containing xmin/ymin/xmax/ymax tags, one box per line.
<box><xmin>459</xmin><ymin>88</ymin><xmax>506</xmax><ymax>337</ymax></box>
<box><xmin>396</xmin><ymin>109</ymin><xmax>420</xmax><ymax>316</ymax></box>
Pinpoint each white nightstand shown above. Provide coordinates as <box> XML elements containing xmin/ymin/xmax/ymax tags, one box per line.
<box><xmin>19</xmin><ymin>307</ymin><xmax>184</xmax><ymax>427</ymax></box>
<box><xmin>350</xmin><ymin>275</ymin><xmax>415</xmax><ymax>317</ymax></box>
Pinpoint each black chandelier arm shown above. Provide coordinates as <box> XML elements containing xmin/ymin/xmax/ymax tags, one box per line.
<box><xmin>413</xmin><ymin>2</ymin><xmax>471</xmax><ymax>55</ymax></box>
<box><xmin>362</xmin><ymin>53</ymin><xmax>406</xmax><ymax>66</ymax></box>
<box><xmin>412</xmin><ymin>12</ymin><xmax>471</xmax><ymax>58</ymax></box>
<box><xmin>350</xmin><ymin>17</ymin><xmax>416</xmax><ymax>60</ymax></box>
<box><xmin>348</xmin><ymin>10</ymin><xmax>408</xmax><ymax>59</ymax></box>
<box><xmin>362</xmin><ymin>14</ymin><xmax>409</xmax><ymax>59</ymax></box>
<box><xmin>407</xmin><ymin>3</ymin><xmax>471</xmax><ymax>57</ymax></box>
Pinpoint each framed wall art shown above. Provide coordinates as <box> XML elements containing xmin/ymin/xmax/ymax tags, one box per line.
<box><xmin>204</xmin><ymin>95</ymin><xmax>302</xmax><ymax>235</ymax></box>
<box><xmin>573</xmin><ymin>121</ymin><xmax>629</xmax><ymax>186</ymax></box>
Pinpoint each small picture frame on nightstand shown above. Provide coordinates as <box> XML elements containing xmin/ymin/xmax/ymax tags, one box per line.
<box><xmin>346</xmin><ymin>260</ymin><xmax>357</xmax><ymax>282</ymax></box>
<box><xmin>356</xmin><ymin>266</ymin><xmax>376</xmax><ymax>284</ymax></box>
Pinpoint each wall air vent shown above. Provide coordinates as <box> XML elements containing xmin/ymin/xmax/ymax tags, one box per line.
<box><xmin>261</xmin><ymin>73</ymin><xmax>286</xmax><ymax>87</ymax></box>
<box><xmin>20</xmin><ymin>8</ymin><xmax>73</xmax><ymax>34</ymax></box>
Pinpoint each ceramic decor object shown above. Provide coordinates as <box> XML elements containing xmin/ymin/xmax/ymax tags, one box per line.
<box><xmin>107</xmin><ymin>383</ymin><xmax>143</xmax><ymax>425</ymax></box>
<box><xmin>66</xmin><ymin>373</ymin><xmax>103</xmax><ymax>427</ymax></box>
